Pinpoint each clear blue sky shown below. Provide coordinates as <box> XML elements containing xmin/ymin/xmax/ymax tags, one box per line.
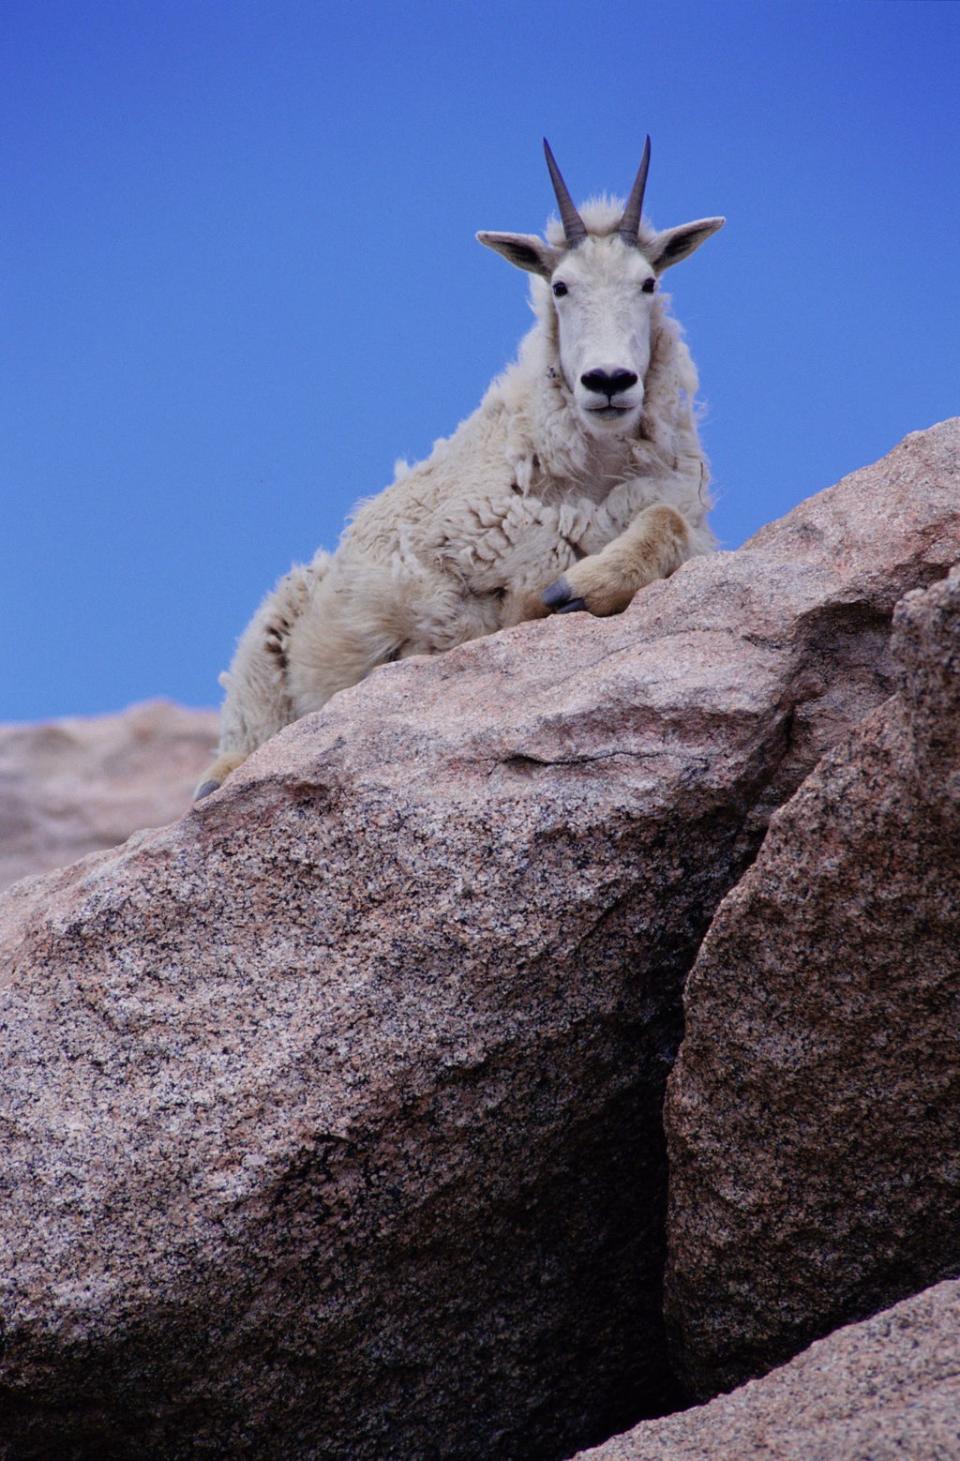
<box><xmin>3</xmin><ymin>0</ymin><xmax>958</xmax><ymax>721</ymax></box>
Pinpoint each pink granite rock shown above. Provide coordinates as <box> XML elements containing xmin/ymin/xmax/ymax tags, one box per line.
<box><xmin>0</xmin><ymin>421</ymin><xmax>958</xmax><ymax>1459</ymax></box>
<box><xmin>577</xmin><ymin>1279</ymin><xmax>960</xmax><ymax>1460</ymax></box>
<box><xmin>665</xmin><ymin>564</ymin><xmax>960</xmax><ymax>1399</ymax></box>
<box><xmin>0</xmin><ymin>700</ymin><xmax>218</xmax><ymax>892</ymax></box>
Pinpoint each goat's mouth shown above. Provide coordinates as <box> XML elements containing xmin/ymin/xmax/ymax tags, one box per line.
<box><xmin>582</xmin><ymin>401</ymin><xmax>641</xmax><ymax>429</ymax></box>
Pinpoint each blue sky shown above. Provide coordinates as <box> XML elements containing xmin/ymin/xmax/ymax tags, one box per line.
<box><xmin>3</xmin><ymin>0</ymin><xmax>959</xmax><ymax>721</ymax></box>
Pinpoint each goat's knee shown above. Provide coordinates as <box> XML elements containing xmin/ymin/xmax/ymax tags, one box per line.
<box><xmin>543</xmin><ymin>504</ymin><xmax>690</xmax><ymax>617</ymax></box>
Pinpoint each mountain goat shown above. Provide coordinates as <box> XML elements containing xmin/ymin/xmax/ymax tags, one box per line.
<box><xmin>196</xmin><ymin>139</ymin><xmax>724</xmax><ymax>797</ymax></box>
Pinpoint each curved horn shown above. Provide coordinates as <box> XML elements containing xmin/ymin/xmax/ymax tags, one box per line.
<box><xmin>618</xmin><ymin>135</ymin><xmax>652</xmax><ymax>243</ymax></box>
<box><xmin>543</xmin><ymin>138</ymin><xmax>588</xmax><ymax>248</ymax></box>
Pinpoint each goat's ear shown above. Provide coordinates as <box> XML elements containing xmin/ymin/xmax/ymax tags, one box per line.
<box><xmin>648</xmin><ymin>217</ymin><xmax>725</xmax><ymax>273</ymax></box>
<box><xmin>476</xmin><ymin>231</ymin><xmax>561</xmax><ymax>279</ymax></box>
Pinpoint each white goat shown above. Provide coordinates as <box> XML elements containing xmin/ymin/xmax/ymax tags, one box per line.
<box><xmin>196</xmin><ymin>139</ymin><xmax>724</xmax><ymax>796</ymax></box>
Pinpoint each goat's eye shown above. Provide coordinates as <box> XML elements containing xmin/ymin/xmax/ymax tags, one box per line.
<box><xmin>552</xmin><ymin>281</ymin><xmax>568</xmax><ymax>298</ymax></box>
<box><xmin>642</xmin><ymin>277</ymin><xmax>656</xmax><ymax>294</ymax></box>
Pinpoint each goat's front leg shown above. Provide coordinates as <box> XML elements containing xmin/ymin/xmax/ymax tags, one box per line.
<box><xmin>542</xmin><ymin>504</ymin><xmax>691</xmax><ymax>617</ymax></box>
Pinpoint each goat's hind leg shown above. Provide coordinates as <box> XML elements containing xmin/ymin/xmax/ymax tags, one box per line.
<box><xmin>284</xmin><ymin>552</ymin><xmax>442</xmax><ymax>713</ymax></box>
<box><xmin>195</xmin><ymin>749</ymin><xmax>250</xmax><ymax>802</ymax></box>
<box><xmin>194</xmin><ymin>558</ymin><xmax>322</xmax><ymax>798</ymax></box>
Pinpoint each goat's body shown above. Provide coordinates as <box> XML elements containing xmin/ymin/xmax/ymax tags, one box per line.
<box><xmin>199</xmin><ymin>174</ymin><xmax>724</xmax><ymax>796</ymax></box>
<box><xmin>213</xmin><ymin>298</ymin><xmax>713</xmax><ymax>774</ymax></box>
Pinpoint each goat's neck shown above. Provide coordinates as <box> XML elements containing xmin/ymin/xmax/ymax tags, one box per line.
<box><xmin>578</xmin><ymin>428</ymin><xmax>640</xmax><ymax>499</ymax></box>
<box><xmin>552</xmin><ymin>402</ymin><xmax>646</xmax><ymax>504</ymax></box>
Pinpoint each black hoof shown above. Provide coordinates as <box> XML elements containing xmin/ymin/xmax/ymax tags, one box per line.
<box><xmin>194</xmin><ymin>780</ymin><xmax>221</xmax><ymax>801</ymax></box>
<box><xmin>543</xmin><ymin>576</ymin><xmax>576</xmax><ymax>611</ymax></box>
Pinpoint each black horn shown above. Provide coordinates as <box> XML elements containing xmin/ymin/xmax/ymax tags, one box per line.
<box><xmin>618</xmin><ymin>135</ymin><xmax>651</xmax><ymax>244</ymax></box>
<box><xmin>543</xmin><ymin>138</ymin><xmax>588</xmax><ymax>248</ymax></box>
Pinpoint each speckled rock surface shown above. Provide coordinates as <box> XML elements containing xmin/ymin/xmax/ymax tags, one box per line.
<box><xmin>665</xmin><ymin>564</ymin><xmax>960</xmax><ymax>1399</ymax></box>
<box><xmin>576</xmin><ymin>1279</ymin><xmax>960</xmax><ymax>1460</ymax></box>
<box><xmin>0</xmin><ymin>420</ymin><xmax>958</xmax><ymax>1460</ymax></box>
<box><xmin>0</xmin><ymin>700</ymin><xmax>218</xmax><ymax>892</ymax></box>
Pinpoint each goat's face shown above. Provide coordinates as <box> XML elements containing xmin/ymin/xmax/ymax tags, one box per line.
<box><xmin>548</xmin><ymin>236</ymin><xmax>655</xmax><ymax>438</ymax></box>
<box><xmin>478</xmin><ymin>139</ymin><xmax>723</xmax><ymax>440</ymax></box>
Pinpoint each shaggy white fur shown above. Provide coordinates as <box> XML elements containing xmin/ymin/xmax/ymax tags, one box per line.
<box><xmin>198</xmin><ymin>186</ymin><xmax>723</xmax><ymax>796</ymax></box>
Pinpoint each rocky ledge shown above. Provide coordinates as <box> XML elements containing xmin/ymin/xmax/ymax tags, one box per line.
<box><xmin>0</xmin><ymin>419</ymin><xmax>958</xmax><ymax>1459</ymax></box>
<box><xmin>578</xmin><ymin>1278</ymin><xmax>960</xmax><ymax>1460</ymax></box>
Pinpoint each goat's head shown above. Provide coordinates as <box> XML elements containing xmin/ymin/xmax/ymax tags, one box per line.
<box><xmin>478</xmin><ymin>139</ymin><xmax>724</xmax><ymax>440</ymax></box>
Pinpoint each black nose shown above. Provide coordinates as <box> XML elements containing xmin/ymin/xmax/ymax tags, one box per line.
<box><xmin>580</xmin><ymin>368</ymin><xmax>638</xmax><ymax>399</ymax></box>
